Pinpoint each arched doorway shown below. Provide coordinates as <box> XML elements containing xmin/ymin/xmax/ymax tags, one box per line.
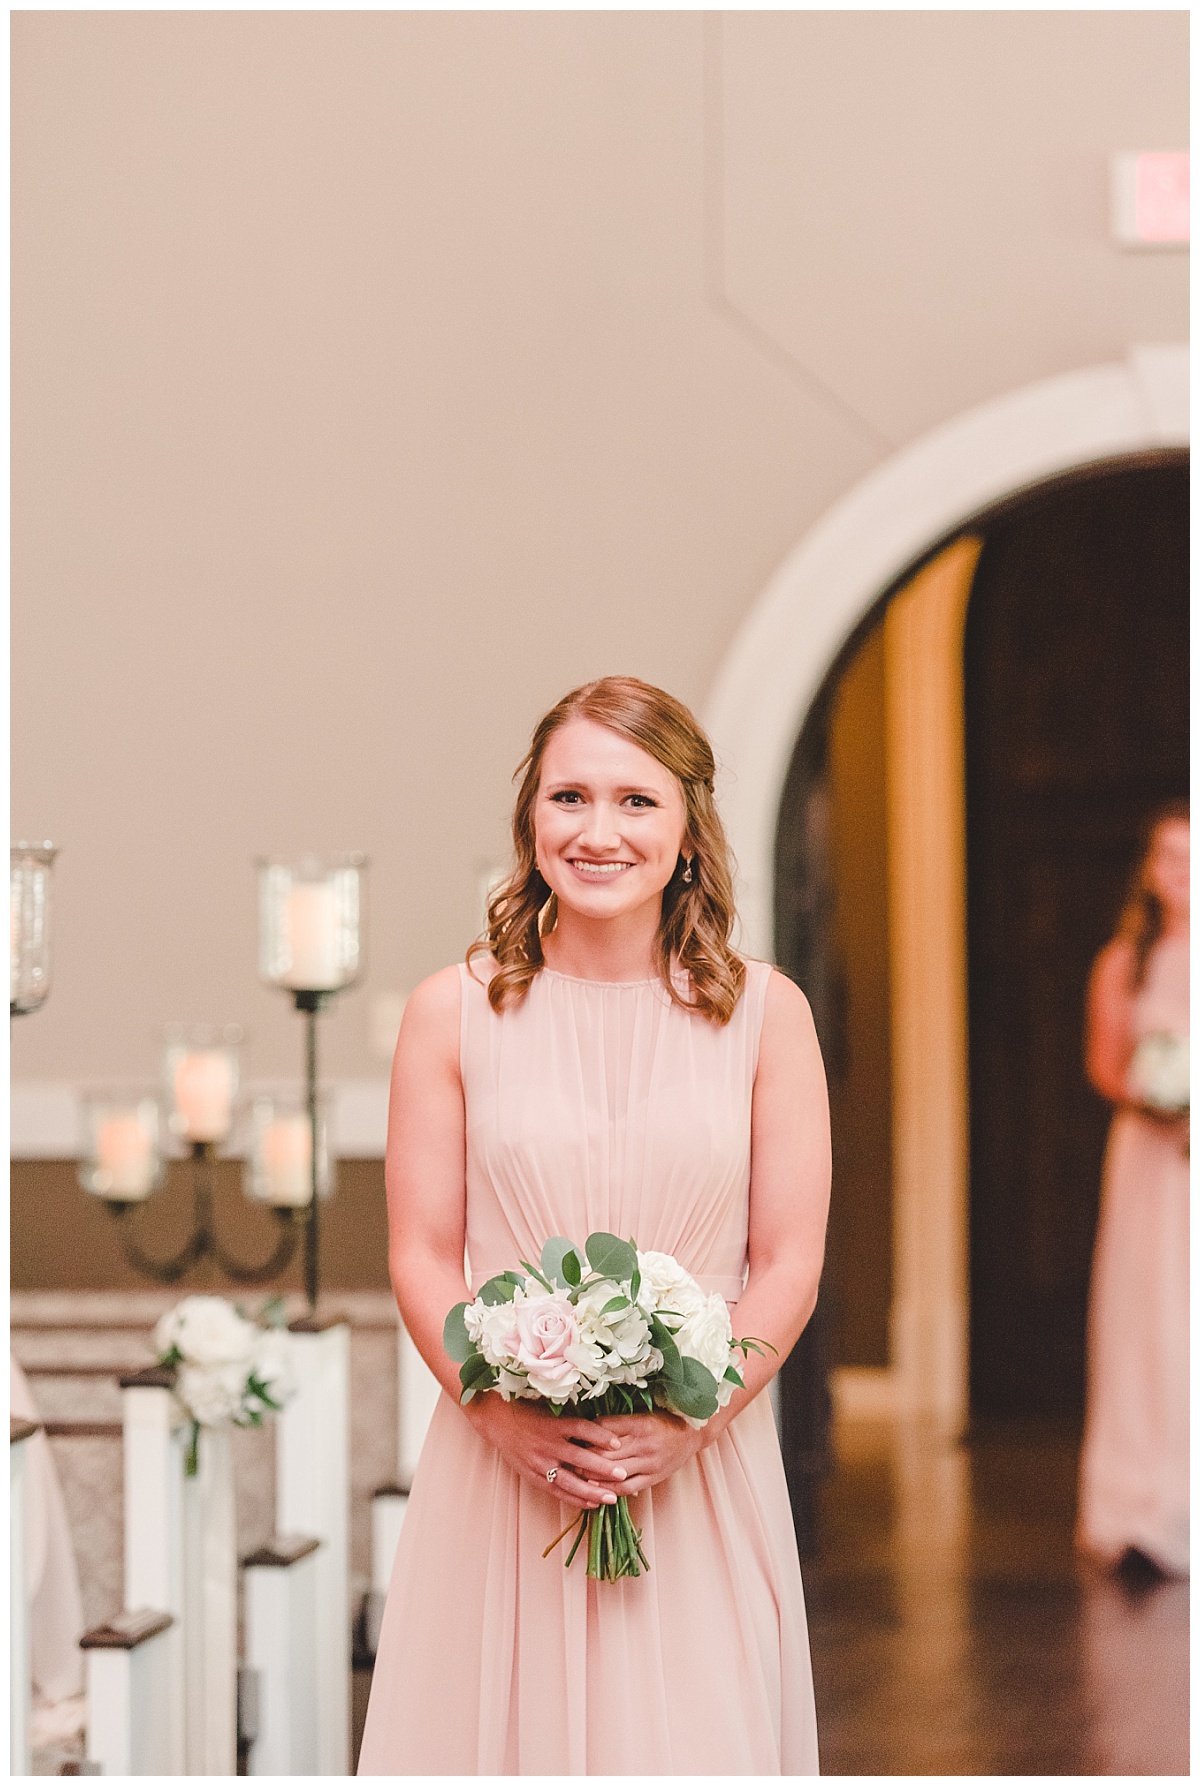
<box><xmin>703</xmin><ymin>352</ymin><xmax>1188</xmax><ymax>1520</ymax></box>
<box><xmin>965</xmin><ymin>457</ymin><xmax>1189</xmax><ymax>1418</ymax></box>
<box><xmin>777</xmin><ymin>452</ymin><xmax>1187</xmax><ymax>1438</ymax></box>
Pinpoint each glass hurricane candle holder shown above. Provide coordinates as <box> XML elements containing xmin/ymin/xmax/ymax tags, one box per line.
<box><xmin>257</xmin><ymin>854</ymin><xmax>367</xmax><ymax>996</ymax></box>
<box><xmin>79</xmin><ymin>1094</ymin><xmax>166</xmax><ymax>1204</ymax></box>
<box><xmin>245</xmin><ymin>1093</ymin><xmax>333</xmax><ymax>1209</ymax></box>
<box><xmin>10</xmin><ymin>842</ymin><xmax>59</xmax><ymax>1016</ymax></box>
<box><xmin>163</xmin><ymin>1024</ymin><xmax>243</xmax><ymax>1149</ymax></box>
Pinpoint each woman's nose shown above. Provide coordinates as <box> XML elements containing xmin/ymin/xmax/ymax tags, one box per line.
<box><xmin>579</xmin><ymin>802</ymin><xmax>622</xmax><ymax>850</ymax></box>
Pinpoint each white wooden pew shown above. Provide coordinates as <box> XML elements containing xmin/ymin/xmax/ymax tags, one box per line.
<box><xmin>81</xmin><ymin>1608</ymin><xmax>177</xmax><ymax>1775</ymax></box>
<box><xmin>243</xmin><ymin>1535</ymin><xmax>321</xmax><ymax>1774</ymax></box>
<box><xmin>277</xmin><ymin>1318</ymin><xmax>350</xmax><ymax>1776</ymax></box>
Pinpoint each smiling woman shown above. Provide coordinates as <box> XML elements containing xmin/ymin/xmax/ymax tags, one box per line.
<box><xmin>357</xmin><ymin>675</ymin><xmax>830</xmax><ymax>1775</ymax></box>
<box><xmin>474</xmin><ymin>677</ymin><xmax>746</xmax><ymax>1023</ymax></box>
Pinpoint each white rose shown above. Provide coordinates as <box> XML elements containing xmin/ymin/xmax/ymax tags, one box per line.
<box><xmin>464</xmin><ymin>1297</ymin><xmax>522</xmax><ymax>1371</ymax></box>
<box><xmin>156</xmin><ymin>1295</ymin><xmax>258</xmax><ymax>1369</ymax></box>
<box><xmin>176</xmin><ymin>1359</ymin><xmax>248</xmax><ymax>1427</ymax></box>
<box><xmin>675</xmin><ymin>1293</ymin><xmax>736</xmax><ymax>1405</ymax></box>
<box><xmin>635</xmin><ymin>1252</ymin><xmax>706</xmax><ymax>1322</ymax></box>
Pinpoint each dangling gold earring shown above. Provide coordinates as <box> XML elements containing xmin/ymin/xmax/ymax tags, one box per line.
<box><xmin>682</xmin><ymin>857</ymin><xmax>693</xmax><ymax>884</ymax></box>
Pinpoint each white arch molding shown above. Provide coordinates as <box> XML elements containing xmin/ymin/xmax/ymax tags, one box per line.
<box><xmin>703</xmin><ymin>345</ymin><xmax>1188</xmax><ymax>1428</ymax></box>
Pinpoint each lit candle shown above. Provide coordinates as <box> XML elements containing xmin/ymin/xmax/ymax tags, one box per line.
<box><xmin>258</xmin><ymin>1112</ymin><xmax>314</xmax><ymax>1207</ymax></box>
<box><xmin>95</xmin><ymin>1113</ymin><xmax>157</xmax><ymax>1200</ymax></box>
<box><xmin>173</xmin><ymin>1050</ymin><xmax>235</xmax><ymax>1143</ymax></box>
<box><xmin>282</xmin><ymin>882</ymin><xmax>342</xmax><ymax>991</ymax></box>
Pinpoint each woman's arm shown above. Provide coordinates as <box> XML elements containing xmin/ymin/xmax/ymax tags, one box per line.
<box><xmin>1086</xmin><ymin>937</ymin><xmax>1187</xmax><ymax>1139</ymax></box>
<box><xmin>599</xmin><ymin>969</ymin><xmax>831</xmax><ymax>1492</ymax></box>
<box><xmin>385</xmin><ymin>966</ymin><xmax>628</xmax><ymax>1511</ymax></box>
<box><xmin>1085</xmin><ymin>938</ymin><xmax>1137</xmax><ymax>1106</ymax></box>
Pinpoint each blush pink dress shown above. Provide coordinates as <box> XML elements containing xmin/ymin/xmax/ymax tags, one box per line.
<box><xmin>358</xmin><ymin>958</ymin><xmax>820</xmax><ymax>1775</ymax></box>
<box><xmin>1078</xmin><ymin>935</ymin><xmax>1190</xmax><ymax>1574</ymax></box>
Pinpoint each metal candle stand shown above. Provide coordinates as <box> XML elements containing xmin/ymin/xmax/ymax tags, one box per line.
<box><xmin>106</xmin><ymin>1142</ymin><xmax>303</xmax><ymax>1286</ymax></box>
<box><xmin>294</xmin><ymin>987</ymin><xmax>330</xmax><ymax>1313</ymax></box>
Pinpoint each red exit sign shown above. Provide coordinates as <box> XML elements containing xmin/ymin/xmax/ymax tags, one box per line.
<box><xmin>1111</xmin><ymin>152</ymin><xmax>1189</xmax><ymax>247</ymax></box>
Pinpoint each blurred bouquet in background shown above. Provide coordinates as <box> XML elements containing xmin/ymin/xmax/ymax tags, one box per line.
<box><xmin>444</xmin><ymin>1232</ymin><xmax>769</xmax><ymax>1580</ymax></box>
<box><xmin>154</xmin><ymin>1294</ymin><xmax>294</xmax><ymax>1474</ymax></box>
<box><xmin>1129</xmin><ymin>1030</ymin><xmax>1190</xmax><ymax>1115</ymax></box>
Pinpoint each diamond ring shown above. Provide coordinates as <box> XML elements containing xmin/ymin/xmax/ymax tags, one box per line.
<box><xmin>546</xmin><ymin>1467</ymin><xmax>558</xmax><ymax>1484</ymax></box>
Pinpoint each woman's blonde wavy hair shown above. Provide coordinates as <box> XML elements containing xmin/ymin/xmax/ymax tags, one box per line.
<box><xmin>468</xmin><ymin>676</ymin><xmax>745</xmax><ymax>1024</ymax></box>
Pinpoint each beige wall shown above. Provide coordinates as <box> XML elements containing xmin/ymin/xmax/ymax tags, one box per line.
<box><xmin>12</xmin><ymin>11</ymin><xmax>1187</xmax><ymax>1088</ymax></box>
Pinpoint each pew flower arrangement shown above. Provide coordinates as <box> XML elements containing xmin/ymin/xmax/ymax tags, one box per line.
<box><xmin>444</xmin><ymin>1232</ymin><xmax>772</xmax><ymax>1581</ymax></box>
<box><xmin>154</xmin><ymin>1294</ymin><xmax>294</xmax><ymax>1474</ymax></box>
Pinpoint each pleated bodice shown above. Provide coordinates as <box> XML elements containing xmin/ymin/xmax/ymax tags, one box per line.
<box><xmin>460</xmin><ymin>959</ymin><xmax>769</xmax><ymax>1302</ymax></box>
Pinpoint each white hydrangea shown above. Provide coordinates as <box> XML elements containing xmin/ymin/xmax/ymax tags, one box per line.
<box><xmin>572</xmin><ymin>1280</ymin><xmax>661</xmax><ymax>1390</ymax></box>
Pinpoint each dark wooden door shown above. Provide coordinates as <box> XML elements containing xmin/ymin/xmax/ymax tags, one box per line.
<box><xmin>964</xmin><ymin>455</ymin><xmax>1189</xmax><ymax>1419</ymax></box>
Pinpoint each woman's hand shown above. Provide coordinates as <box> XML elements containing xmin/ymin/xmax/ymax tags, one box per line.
<box><xmin>591</xmin><ymin>1411</ymin><xmax>705</xmax><ymax>1497</ymax></box>
<box><xmin>465</xmin><ymin>1395</ymin><xmax>630</xmax><ymax>1512</ymax></box>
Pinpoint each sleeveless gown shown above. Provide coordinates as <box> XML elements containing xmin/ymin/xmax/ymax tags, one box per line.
<box><xmin>1078</xmin><ymin>935</ymin><xmax>1189</xmax><ymax>1574</ymax></box>
<box><xmin>358</xmin><ymin>958</ymin><xmax>820</xmax><ymax>1774</ymax></box>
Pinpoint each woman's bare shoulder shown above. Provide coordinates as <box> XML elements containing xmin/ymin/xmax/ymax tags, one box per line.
<box><xmin>398</xmin><ymin>964</ymin><xmax>462</xmax><ymax>1052</ymax></box>
<box><xmin>757</xmin><ymin>966</ymin><xmax>821</xmax><ymax>1065</ymax></box>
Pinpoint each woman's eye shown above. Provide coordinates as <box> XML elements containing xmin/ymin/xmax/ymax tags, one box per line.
<box><xmin>551</xmin><ymin>791</ymin><xmax>583</xmax><ymax>805</ymax></box>
<box><xmin>626</xmin><ymin>795</ymin><xmax>657</xmax><ymax>809</ymax></box>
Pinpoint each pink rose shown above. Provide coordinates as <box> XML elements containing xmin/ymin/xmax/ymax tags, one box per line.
<box><xmin>513</xmin><ymin>1292</ymin><xmax>583</xmax><ymax>1402</ymax></box>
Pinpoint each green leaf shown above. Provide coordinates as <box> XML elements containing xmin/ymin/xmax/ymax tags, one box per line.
<box><xmin>649</xmin><ymin>1315</ymin><xmax>682</xmax><ymax>1375</ymax></box>
<box><xmin>459</xmin><ymin>1353</ymin><xmax>495</xmax><ymax>1391</ymax></box>
<box><xmin>541</xmin><ymin>1237</ymin><xmax>585</xmax><ymax>1290</ymax></box>
<box><xmin>663</xmin><ymin>1355</ymin><xmax>719</xmax><ymax>1421</ymax></box>
<box><xmin>723</xmin><ymin>1365</ymin><xmax>744</xmax><ymax>1387</ymax></box>
<box><xmin>442</xmin><ymin>1304</ymin><xmax>472</xmax><ymax>1363</ymax></box>
<box><xmin>600</xmin><ymin>1295</ymin><xmax>630</xmax><ymax>1315</ymax></box>
<box><xmin>479</xmin><ymin>1277</ymin><xmax>516</xmax><ymax>1305</ymax></box>
<box><xmin>585</xmin><ymin>1232</ymin><xmax>638</xmax><ymax>1283</ymax></box>
<box><xmin>520</xmin><ymin>1259</ymin><xmax>555</xmax><ymax>1292</ymax></box>
<box><xmin>629</xmin><ymin>1267</ymin><xmax>641</xmax><ymax>1304</ymax></box>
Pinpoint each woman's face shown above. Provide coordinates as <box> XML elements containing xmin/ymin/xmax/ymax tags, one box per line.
<box><xmin>534</xmin><ymin>717</ymin><xmax>688</xmax><ymax>925</ymax></box>
<box><xmin>1145</xmin><ymin>817</ymin><xmax>1190</xmax><ymax>920</ymax></box>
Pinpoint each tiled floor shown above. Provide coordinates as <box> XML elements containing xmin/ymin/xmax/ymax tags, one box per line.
<box><xmin>804</xmin><ymin>1417</ymin><xmax>1189</xmax><ymax>1776</ymax></box>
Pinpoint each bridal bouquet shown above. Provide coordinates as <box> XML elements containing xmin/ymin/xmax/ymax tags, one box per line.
<box><xmin>1129</xmin><ymin>1031</ymin><xmax>1190</xmax><ymax>1115</ymax></box>
<box><xmin>154</xmin><ymin>1294</ymin><xmax>294</xmax><ymax>1474</ymax></box>
<box><xmin>443</xmin><ymin>1232</ymin><xmax>768</xmax><ymax>1581</ymax></box>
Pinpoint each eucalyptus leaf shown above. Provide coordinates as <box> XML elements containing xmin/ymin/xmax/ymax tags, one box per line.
<box><xmin>649</xmin><ymin>1315</ymin><xmax>681</xmax><ymax>1375</ymax></box>
<box><xmin>723</xmin><ymin>1365</ymin><xmax>745</xmax><ymax>1386</ymax></box>
<box><xmin>664</xmin><ymin>1355</ymin><xmax>719</xmax><ymax>1420</ymax></box>
<box><xmin>443</xmin><ymin>1303</ymin><xmax>472</xmax><ymax>1363</ymax></box>
<box><xmin>541</xmin><ymin>1237</ymin><xmax>585</xmax><ymax>1290</ymax></box>
<box><xmin>600</xmin><ymin>1295</ymin><xmax>630</xmax><ymax>1315</ymax></box>
<box><xmin>585</xmin><ymin>1231</ymin><xmax>638</xmax><ymax>1283</ymax></box>
<box><xmin>459</xmin><ymin>1353</ymin><xmax>495</xmax><ymax>1391</ymax></box>
<box><xmin>479</xmin><ymin>1276</ymin><xmax>517</xmax><ymax>1305</ymax></box>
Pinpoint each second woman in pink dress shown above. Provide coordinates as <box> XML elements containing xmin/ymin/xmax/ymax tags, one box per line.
<box><xmin>1078</xmin><ymin>803</ymin><xmax>1189</xmax><ymax>1577</ymax></box>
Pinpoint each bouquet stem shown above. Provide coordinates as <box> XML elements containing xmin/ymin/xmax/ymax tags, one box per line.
<box><xmin>543</xmin><ymin>1498</ymin><xmax>649</xmax><ymax>1581</ymax></box>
